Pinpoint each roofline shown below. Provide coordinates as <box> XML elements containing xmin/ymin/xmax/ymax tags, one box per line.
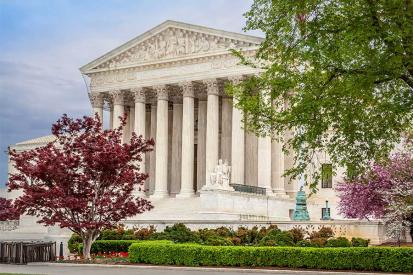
<box><xmin>79</xmin><ymin>20</ymin><xmax>263</xmax><ymax>73</ymax></box>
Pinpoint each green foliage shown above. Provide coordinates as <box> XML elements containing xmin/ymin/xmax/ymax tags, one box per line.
<box><xmin>288</xmin><ymin>228</ymin><xmax>305</xmax><ymax>243</ymax></box>
<box><xmin>154</xmin><ymin>223</ymin><xmax>200</xmax><ymax>243</ymax></box>
<box><xmin>309</xmin><ymin>227</ymin><xmax>334</xmax><ymax>239</ymax></box>
<box><xmin>203</xmin><ymin>236</ymin><xmax>233</xmax><ymax>246</ymax></box>
<box><xmin>134</xmin><ymin>225</ymin><xmax>156</xmax><ymax>240</ymax></box>
<box><xmin>325</xmin><ymin>237</ymin><xmax>351</xmax><ymax>248</ymax></box>
<box><xmin>129</xmin><ymin>241</ymin><xmax>413</xmax><ymax>272</ymax></box>
<box><xmin>99</xmin><ymin>229</ymin><xmax>123</xmax><ymax>240</ymax></box>
<box><xmin>230</xmin><ymin>0</ymin><xmax>413</xmax><ymax>189</ymax></box>
<box><xmin>72</xmin><ymin>224</ymin><xmax>369</xmax><ymax>254</ymax></box>
<box><xmin>296</xmin><ymin>240</ymin><xmax>318</xmax><ymax>247</ymax></box>
<box><xmin>259</xmin><ymin>230</ymin><xmax>294</xmax><ymax>246</ymax></box>
<box><xmin>68</xmin><ymin>233</ymin><xmax>82</xmax><ymax>253</ymax></box>
<box><xmin>78</xmin><ymin>240</ymin><xmax>139</xmax><ymax>254</ymax></box>
<box><xmin>351</xmin><ymin>237</ymin><xmax>370</xmax><ymax>247</ymax></box>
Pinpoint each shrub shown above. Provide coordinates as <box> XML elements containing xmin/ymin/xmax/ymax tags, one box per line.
<box><xmin>122</xmin><ymin>234</ymin><xmax>137</xmax><ymax>240</ymax></box>
<box><xmin>289</xmin><ymin>228</ymin><xmax>305</xmax><ymax>243</ymax></box>
<box><xmin>196</xmin><ymin>228</ymin><xmax>219</xmax><ymax>242</ymax></box>
<box><xmin>309</xmin><ymin>227</ymin><xmax>334</xmax><ymax>239</ymax></box>
<box><xmin>203</xmin><ymin>236</ymin><xmax>233</xmax><ymax>246</ymax></box>
<box><xmin>134</xmin><ymin>225</ymin><xmax>156</xmax><ymax>240</ymax></box>
<box><xmin>230</xmin><ymin>237</ymin><xmax>242</xmax><ymax>246</ymax></box>
<box><xmin>351</xmin><ymin>237</ymin><xmax>370</xmax><ymax>247</ymax></box>
<box><xmin>325</xmin><ymin>237</ymin><xmax>351</xmax><ymax>247</ymax></box>
<box><xmin>68</xmin><ymin>233</ymin><xmax>82</xmax><ymax>253</ymax></box>
<box><xmin>162</xmin><ymin>223</ymin><xmax>200</xmax><ymax>243</ymax></box>
<box><xmin>296</xmin><ymin>240</ymin><xmax>318</xmax><ymax>247</ymax></box>
<box><xmin>129</xmin><ymin>241</ymin><xmax>413</xmax><ymax>272</ymax></box>
<box><xmin>99</xmin><ymin>229</ymin><xmax>123</xmax><ymax>240</ymax></box>
<box><xmin>78</xmin><ymin>240</ymin><xmax>139</xmax><ymax>254</ymax></box>
<box><xmin>259</xmin><ymin>230</ymin><xmax>294</xmax><ymax>246</ymax></box>
<box><xmin>214</xmin><ymin>226</ymin><xmax>234</xmax><ymax>237</ymax></box>
<box><xmin>309</xmin><ymin>237</ymin><xmax>327</xmax><ymax>247</ymax></box>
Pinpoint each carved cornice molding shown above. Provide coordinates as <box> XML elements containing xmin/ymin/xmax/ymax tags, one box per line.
<box><xmin>203</xmin><ymin>78</ymin><xmax>219</xmax><ymax>96</ymax></box>
<box><xmin>132</xmin><ymin>87</ymin><xmax>146</xmax><ymax>103</ymax></box>
<box><xmin>153</xmin><ymin>85</ymin><xmax>168</xmax><ymax>101</ymax></box>
<box><xmin>89</xmin><ymin>92</ymin><xmax>104</xmax><ymax>108</ymax></box>
<box><xmin>87</xmin><ymin>51</ymin><xmax>261</xmax><ymax>92</ymax></box>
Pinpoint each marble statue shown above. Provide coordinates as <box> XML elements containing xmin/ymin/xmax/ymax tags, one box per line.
<box><xmin>207</xmin><ymin>159</ymin><xmax>234</xmax><ymax>191</ymax></box>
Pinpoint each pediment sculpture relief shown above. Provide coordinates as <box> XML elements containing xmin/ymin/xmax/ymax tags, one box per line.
<box><xmin>96</xmin><ymin>27</ymin><xmax>257</xmax><ymax>69</ymax></box>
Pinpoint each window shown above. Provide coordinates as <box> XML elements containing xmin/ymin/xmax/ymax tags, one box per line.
<box><xmin>321</xmin><ymin>164</ymin><xmax>333</xmax><ymax>188</ymax></box>
<box><xmin>321</xmin><ymin>207</ymin><xmax>331</xmax><ymax>220</ymax></box>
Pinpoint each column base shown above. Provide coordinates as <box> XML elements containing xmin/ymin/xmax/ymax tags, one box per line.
<box><xmin>150</xmin><ymin>191</ymin><xmax>169</xmax><ymax>199</ymax></box>
<box><xmin>176</xmin><ymin>191</ymin><xmax>195</xmax><ymax>198</ymax></box>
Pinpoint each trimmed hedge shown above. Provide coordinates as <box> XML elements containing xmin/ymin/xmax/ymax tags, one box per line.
<box><xmin>78</xmin><ymin>240</ymin><xmax>140</xmax><ymax>254</ymax></box>
<box><xmin>128</xmin><ymin>241</ymin><xmax>413</xmax><ymax>273</ymax></box>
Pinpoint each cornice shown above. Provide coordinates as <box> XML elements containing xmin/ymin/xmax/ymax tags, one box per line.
<box><xmin>83</xmin><ymin>48</ymin><xmax>257</xmax><ymax>75</ymax></box>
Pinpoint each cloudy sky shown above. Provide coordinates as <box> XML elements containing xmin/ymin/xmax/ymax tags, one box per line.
<box><xmin>0</xmin><ymin>0</ymin><xmax>260</xmax><ymax>186</ymax></box>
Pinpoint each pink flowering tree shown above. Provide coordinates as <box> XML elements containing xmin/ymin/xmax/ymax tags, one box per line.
<box><xmin>7</xmin><ymin>114</ymin><xmax>154</xmax><ymax>259</ymax></box>
<box><xmin>337</xmin><ymin>153</ymin><xmax>413</xmax><ymax>244</ymax></box>
<box><xmin>0</xmin><ymin>197</ymin><xmax>20</xmax><ymax>221</ymax></box>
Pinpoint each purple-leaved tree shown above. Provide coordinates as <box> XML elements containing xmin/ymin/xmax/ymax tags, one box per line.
<box><xmin>337</xmin><ymin>153</ymin><xmax>413</xmax><ymax>244</ymax></box>
<box><xmin>7</xmin><ymin>114</ymin><xmax>154</xmax><ymax>258</ymax></box>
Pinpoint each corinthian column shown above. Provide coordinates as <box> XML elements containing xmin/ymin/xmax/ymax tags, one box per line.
<box><xmin>196</xmin><ymin>93</ymin><xmax>207</xmax><ymax>191</ymax></box>
<box><xmin>90</xmin><ymin>92</ymin><xmax>104</xmax><ymax>123</ymax></box>
<box><xmin>111</xmin><ymin>90</ymin><xmax>125</xmax><ymax>129</ymax></box>
<box><xmin>204</xmin><ymin>79</ymin><xmax>220</xmax><ymax>187</ymax></box>
<box><xmin>170</xmin><ymin>94</ymin><xmax>183</xmax><ymax>196</ymax></box>
<box><xmin>152</xmin><ymin>85</ymin><xmax>169</xmax><ymax>199</ymax></box>
<box><xmin>177</xmin><ymin>82</ymin><xmax>195</xmax><ymax>198</ymax></box>
<box><xmin>229</xmin><ymin>76</ymin><xmax>245</xmax><ymax>185</ymax></box>
<box><xmin>133</xmin><ymin>88</ymin><xmax>146</xmax><ymax>173</ymax></box>
<box><xmin>272</xmin><ymin>138</ymin><xmax>287</xmax><ymax>197</ymax></box>
<box><xmin>258</xmin><ymin>136</ymin><xmax>273</xmax><ymax>195</ymax></box>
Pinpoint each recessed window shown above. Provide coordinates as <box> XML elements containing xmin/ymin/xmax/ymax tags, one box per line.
<box><xmin>321</xmin><ymin>164</ymin><xmax>333</xmax><ymax>188</ymax></box>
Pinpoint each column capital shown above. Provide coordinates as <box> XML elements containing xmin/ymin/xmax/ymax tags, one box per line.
<box><xmin>132</xmin><ymin>87</ymin><xmax>146</xmax><ymax>103</ymax></box>
<box><xmin>110</xmin><ymin>90</ymin><xmax>125</xmax><ymax>105</ymax></box>
<box><xmin>89</xmin><ymin>92</ymin><xmax>104</xmax><ymax>108</ymax></box>
<box><xmin>203</xmin><ymin>79</ymin><xmax>219</xmax><ymax>96</ymax></box>
<box><xmin>153</xmin><ymin>85</ymin><xmax>169</xmax><ymax>101</ymax></box>
<box><xmin>180</xmin><ymin>81</ymin><xmax>195</xmax><ymax>98</ymax></box>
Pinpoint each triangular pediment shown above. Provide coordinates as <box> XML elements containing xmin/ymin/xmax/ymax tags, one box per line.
<box><xmin>80</xmin><ymin>20</ymin><xmax>263</xmax><ymax>73</ymax></box>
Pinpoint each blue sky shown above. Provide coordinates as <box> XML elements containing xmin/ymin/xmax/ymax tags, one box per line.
<box><xmin>0</xmin><ymin>0</ymin><xmax>260</xmax><ymax>187</ymax></box>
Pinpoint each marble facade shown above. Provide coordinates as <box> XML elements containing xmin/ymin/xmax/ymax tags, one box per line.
<box><xmin>82</xmin><ymin>20</ymin><xmax>297</xmax><ymax>199</ymax></box>
<box><xmin>2</xmin><ymin>21</ymin><xmax>390</xmax><ymax>245</ymax></box>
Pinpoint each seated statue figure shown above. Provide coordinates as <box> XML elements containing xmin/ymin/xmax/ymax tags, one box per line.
<box><xmin>205</xmin><ymin>159</ymin><xmax>234</xmax><ymax>191</ymax></box>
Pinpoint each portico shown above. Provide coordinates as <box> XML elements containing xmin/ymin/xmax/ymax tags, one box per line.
<box><xmin>83</xmin><ymin>20</ymin><xmax>296</xmax><ymax>200</ymax></box>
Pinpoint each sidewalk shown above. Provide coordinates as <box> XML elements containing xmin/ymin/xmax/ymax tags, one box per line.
<box><xmin>0</xmin><ymin>262</ymin><xmax>403</xmax><ymax>275</ymax></box>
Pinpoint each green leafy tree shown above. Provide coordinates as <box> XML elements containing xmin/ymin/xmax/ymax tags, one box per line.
<box><xmin>229</xmin><ymin>0</ymin><xmax>413</xmax><ymax>189</ymax></box>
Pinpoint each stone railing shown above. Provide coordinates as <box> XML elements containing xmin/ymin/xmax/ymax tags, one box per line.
<box><xmin>230</xmin><ymin>184</ymin><xmax>266</xmax><ymax>195</ymax></box>
<box><xmin>0</xmin><ymin>220</ymin><xmax>19</xmax><ymax>231</ymax></box>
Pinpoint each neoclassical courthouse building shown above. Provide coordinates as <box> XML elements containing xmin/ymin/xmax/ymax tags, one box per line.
<box><xmin>2</xmin><ymin>21</ymin><xmax>388</xmax><ymax>247</ymax></box>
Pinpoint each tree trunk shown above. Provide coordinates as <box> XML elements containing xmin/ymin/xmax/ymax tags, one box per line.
<box><xmin>82</xmin><ymin>231</ymin><xmax>98</xmax><ymax>260</ymax></box>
